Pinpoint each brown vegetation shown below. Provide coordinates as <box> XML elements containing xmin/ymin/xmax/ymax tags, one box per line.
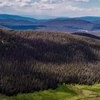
<box><xmin>0</xmin><ymin>29</ymin><xmax>100</xmax><ymax>95</ymax></box>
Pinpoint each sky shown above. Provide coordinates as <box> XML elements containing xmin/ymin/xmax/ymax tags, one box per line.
<box><xmin>0</xmin><ymin>0</ymin><xmax>100</xmax><ymax>19</ymax></box>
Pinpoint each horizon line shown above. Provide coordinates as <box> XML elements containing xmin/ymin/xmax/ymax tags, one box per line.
<box><xmin>0</xmin><ymin>13</ymin><xmax>100</xmax><ymax>20</ymax></box>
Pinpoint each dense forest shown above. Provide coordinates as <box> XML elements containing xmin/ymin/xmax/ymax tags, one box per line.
<box><xmin>0</xmin><ymin>29</ymin><xmax>100</xmax><ymax>95</ymax></box>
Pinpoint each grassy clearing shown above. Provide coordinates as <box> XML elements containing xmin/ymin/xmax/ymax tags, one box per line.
<box><xmin>0</xmin><ymin>84</ymin><xmax>100</xmax><ymax>100</ymax></box>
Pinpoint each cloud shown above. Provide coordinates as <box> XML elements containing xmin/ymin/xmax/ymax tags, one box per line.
<box><xmin>39</xmin><ymin>0</ymin><xmax>90</xmax><ymax>3</ymax></box>
<box><xmin>0</xmin><ymin>0</ymin><xmax>100</xmax><ymax>18</ymax></box>
<box><xmin>72</xmin><ymin>0</ymin><xmax>89</xmax><ymax>1</ymax></box>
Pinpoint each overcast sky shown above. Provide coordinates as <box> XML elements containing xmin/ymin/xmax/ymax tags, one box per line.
<box><xmin>0</xmin><ymin>0</ymin><xmax>100</xmax><ymax>19</ymax></box>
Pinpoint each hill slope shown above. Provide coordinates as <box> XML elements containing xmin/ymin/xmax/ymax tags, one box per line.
<box><xmin>40</xmin><ymin>19</ymin><xmax>94</xmax><ymax>31</ymax></box>
<box><xmin>0</xmin><ymin>14</ymin><xmax>37</xmax><ymax>22</ymax></box>
<box><xmin>0</xmin><ymin>14</ymin><xmax>39</xmax><ymax>30</ymax></box>
<box><xmin>0</xmin><ymin>29</ymin><xmax>100</xmax><ymax>95</ymax></box>
<box><xmin>78</xmin><ymin>16</ymin><xmax>100</xmax><ymax>23</ymax></box>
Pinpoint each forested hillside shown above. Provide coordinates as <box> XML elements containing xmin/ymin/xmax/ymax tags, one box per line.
<box><xmin>0</xmin><ymin>29</ymin><xmax>100</xmax><ymax>95</ymax></box>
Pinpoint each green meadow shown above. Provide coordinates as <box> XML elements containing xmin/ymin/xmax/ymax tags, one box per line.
<box><xmin>0</xmin><ymin>84</ymin><xmax>100</xmax><ymax>100</ymax></box>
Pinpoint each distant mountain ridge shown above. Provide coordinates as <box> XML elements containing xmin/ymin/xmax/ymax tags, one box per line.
<box><xmin>0</xmin><ymin>14</ymin><xmax>37</xmax><ymax>22</ymax></box>
<box><xmin>0</xmin><ymin>14</ymin><xmax>39</xmax><ymax>30</ymax></box>
<box><xmin>0</xmin><ymin>14</ymin><xmax>100</xmax><ymax>23</ymax></box>
<box><xmin>77</xmin><ymin>16</ymin><xmax>100</xmax><ymax>22</ymax></box>
<box><xmin>0</xmin><ymin>14</ymin><xmax>100</xmax><ymax>35</ymax></box>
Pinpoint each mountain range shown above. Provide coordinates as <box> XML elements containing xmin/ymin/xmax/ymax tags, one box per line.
<box><xmin>0</xmin><ymin>14</ymin><xmax>100</xmax><ymax>36</ymax></box>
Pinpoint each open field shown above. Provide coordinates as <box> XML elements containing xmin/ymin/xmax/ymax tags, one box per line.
<box><xmin>0</xmin><ymin>84</ymin><xmax>100</xmax><ymax>100</ymax></box>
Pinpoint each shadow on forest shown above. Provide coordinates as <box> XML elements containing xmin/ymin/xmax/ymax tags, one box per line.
<box><xmin>72</xmin><ymin>32</ymin><xmax>100</xmax><ymax>40</ymax></box>
<box><xmin>0</xmin><ymin>30</ymin><xmax>99</xmax><ymax>64</ymax></box>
